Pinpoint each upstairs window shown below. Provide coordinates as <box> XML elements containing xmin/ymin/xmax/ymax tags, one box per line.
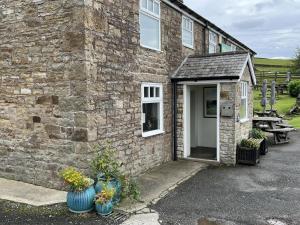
<box><xmin>141</xmin><ymin>83</ymin><xmax>164</xmax><ymax>137</ymax></box>
<box><xmin>140</xmin><ymin>0</ymin><xmax>161</xmax><ymax>51</ymax></box>
<box><xmin>231</xmin><ymin>44</ymin><xmax>237</xmax><ymax>52</ymax></box>
<box><xmin>209</xmin><ymin>31</ymin><xmax>217</xmax><ymax>53</ymax></box>
<box><xmin>240</xmin><ymin>81</ymin><xmax>248</xmax><ymax>121</ymax></box>
<box><xmin>182</xmin><ymin>16</ymin><xmax>194</xmax><ymax>49</ymax></box>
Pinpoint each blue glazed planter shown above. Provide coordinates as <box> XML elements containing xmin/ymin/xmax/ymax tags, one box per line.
<box><xmin>95</xmin><ymin>201</ymin><xmax>113</xmax><ymax>216</ymax></box>
<box><xmin>111</xmin><ymin>179</ymin><xmax>122</xmax><ymax>205</ymax></box>
<box><xmin>67</xmin><ymin>186</ymin><xmax>96</xmax><ymax>213</ymax></box>
<box><xmin>95</xmin><ymin>180</ymin><xmax>114</xmax><ymax>193</ymax></box>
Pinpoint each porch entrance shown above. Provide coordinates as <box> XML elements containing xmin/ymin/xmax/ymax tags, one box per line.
<box><xmin>183</xmin><ymin>83</ymin><xmax>220</xmax><ymax>162</ymax></box>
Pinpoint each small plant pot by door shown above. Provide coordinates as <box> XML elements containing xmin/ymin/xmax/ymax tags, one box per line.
<box><xmin>237</xmin><ymin>145</ymin><xmax>260</xmax><ymax>165</ymax></box>
<box><xmin>95</xmin><ymin>201</ymin><xmax>113</xmax><ymax>216</ymax></box>
<box><xmin>259</xmin><ymin>138</ymin><xmax>268</xmax><ymax>155</ymax></box>
<box><xmin>67</xmin><ymin>186</ymin><xmax>96</xmax><ymax>213</ymax></box>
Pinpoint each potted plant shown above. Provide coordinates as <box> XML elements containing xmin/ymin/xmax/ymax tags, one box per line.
<box><xmin>237</xmin><ymin>139</ymin><xmax>261</xmax><ymax>165</ymax></box>
<box><xmin>92</xmin><ymin>142</ymin><xmax>122</xmax><ymax>205</ymax></box>
<box><xmin>60</xmin><ymin>167</ymin><xmax>96</xmax><ymax>213</ymax></box>
<box><xmin>94</xmin><ymin>185</ymin><xmax>115</xmax><ymax>216</ymax></box>
<box><xmin>251</xmin><ymin>128</ymin><xmax>268</xmax><ymax>155</ymax></box>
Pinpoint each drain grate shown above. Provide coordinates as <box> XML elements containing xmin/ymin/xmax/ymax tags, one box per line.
<box><xmin>100</xmin><ymin>210</ymin><xmax>129</xmax><ymax>224</ymax></box>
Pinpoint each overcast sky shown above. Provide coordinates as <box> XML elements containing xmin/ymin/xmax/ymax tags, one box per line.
<box><xmin>184</xmin><ymin>0</ymin><xmax>300</xmax><ymax>58</ymax></box>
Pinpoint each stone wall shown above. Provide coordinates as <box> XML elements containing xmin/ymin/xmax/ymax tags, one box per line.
<box><xmin>0</xmin><ymin>0</ymin><xmax>88</xmax><ymax>188</ymax></box>
<box><xmin>0</xmin><ymin>0</ymin><xmax>208</xmax><ymax>188</ymax></box>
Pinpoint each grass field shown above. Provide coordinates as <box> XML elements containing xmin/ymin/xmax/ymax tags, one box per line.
<box><xmin>254</xmin><ymin>58</ymin><xmax>293</xmax><ymax>67</ymax></box>
<box><xmin>253</xmin><ymin>90</ymin><xmax>300</xmax><ymax>128</ymax></box>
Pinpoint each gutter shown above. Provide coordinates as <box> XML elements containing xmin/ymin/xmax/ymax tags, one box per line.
<box><xmin>171</xmin><ymin>76</ymin><xmax>240</xmax><ymax>82</ymax></box>
<box><xmin>172</xmin><ymin>80</ymin><xmax>178</xmax><ymax>161</ymax></box>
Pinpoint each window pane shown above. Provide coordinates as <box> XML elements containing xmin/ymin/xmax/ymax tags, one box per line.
<box><xmin>150</xmin><ymin>87</ymin><xmax>154</xmax><ymax>97</ymax></box>
<box><xmin>183</xmin><ymin>30</ymin><xmax>193</xmax><ymax>46</ymax></box>
<box><xmin>141</xmin><ymin>0</ymin><xmax>147</xmax><ymax>9</ymax></box>
<box><xmin>240</xmin><ymin>99</ymin><xmax>247</xmax><ymax>119</ymax></box>
<box><xmin>155</xmin><ymin>87</ymin><xmax>160</xmax><ymax>97</ymax></box>
<box><xmin>154</xmin><ymin>2</ymin><xmax>159</xmax><ymax>15</ymax></box>
<box><xmin>143</xmin><ymin>103</ymin><xmax>160</xmax><ymax>132</ymax></box>
<box><xmin>209</xmin><ymin>44</ymin><xmax>216</xmax><ymax>53</ymax></box>
<box><xmin>140</xmin><ymin>13</ymin><xmax>160</xmax><ymax>49</ymax></box>
<box><xmin>144</xmin><ymin>86</ymin><xmax>149</xmax><ymax>97</ymax></box>
<box><xmin>148</xmin><ymin>0</ymin><xmax>154</xmax><ymax>12</ymax></box>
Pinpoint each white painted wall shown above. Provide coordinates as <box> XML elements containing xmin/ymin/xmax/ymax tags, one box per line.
<box><xmin>190</xmin><ymin>86</ymin><xmax>217</xmax><ymax>148</ymax></box>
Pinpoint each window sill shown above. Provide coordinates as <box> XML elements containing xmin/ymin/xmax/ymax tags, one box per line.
<box><xmin>183</xmin><ymin>43</ymin><xmax>194</xmax><ymax>50</ymax></box>
<box><xmin>140</xmin><ymin>44</ymin><xmax>162</xmax><ymax>53</ymax></box>
<box><xmin>142</xmin><ymin>130</ymin><xmax>165</xmax><ymax>138</ymax></box>
<box><xmin>240</xmin><ymin>118</ymin><xmax>249</xmax><ymax>124</ymax></box>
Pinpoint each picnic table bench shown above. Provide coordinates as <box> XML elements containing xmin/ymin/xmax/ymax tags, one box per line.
<box><xmin>265</xmin><ymin>128</ymin><xmax>296</xmax><ymax>144</ymax></box>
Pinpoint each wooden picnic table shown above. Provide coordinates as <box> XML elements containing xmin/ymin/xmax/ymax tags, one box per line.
<box><xmin>252</xmin><ymin>117</ymin><xmax>282</xmax><ymax>130</ymax></box>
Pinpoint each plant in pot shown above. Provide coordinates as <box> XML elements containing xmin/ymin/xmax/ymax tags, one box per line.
<box><xmin>92</xmin><ymin>142</ymin><xmax>122</xmax><ymax>205</ymax></box>
<box><xmin>59</xmin><ymin>167</ymin><xmax>96</xmax><ymax>213</ymax></box>
<box><xmin>237</xmin><ymin>139</ymin><xmax>261</xmax><ymax>165</ymax></box>
<box><xmin>251</xmin><ymin>128</ymin><xmax>268</xmax><ymax>155</ymax></box>
<box><xmin>94</xmin><ymin>184</ymin><xmax>115</xmax><ymax>216</ymax></box>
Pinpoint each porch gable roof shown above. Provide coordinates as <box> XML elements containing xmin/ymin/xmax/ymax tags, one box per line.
<box><xmin>171</xmin><ymin>51</ymin><xmax>256</xmax><ymax>85</ymax></box>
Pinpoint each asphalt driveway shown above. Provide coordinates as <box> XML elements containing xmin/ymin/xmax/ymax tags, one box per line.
<box><xmin>151</xmin><ymin>131</ymin><xmax>300</xmax><ymax>225</ymax></box>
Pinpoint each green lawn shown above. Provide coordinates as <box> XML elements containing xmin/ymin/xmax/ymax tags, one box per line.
<box><xmin>254</xmin><ymin>57</ymin><xmax>293</xmax><ymax>67</ymax></box>
<box><xmin>253</xmin><ymin>90</ymin><xmax>300</xmax><ymax>128</ymax></box>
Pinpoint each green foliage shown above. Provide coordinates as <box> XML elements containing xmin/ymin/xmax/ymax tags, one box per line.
<box><xmin>251</xmin><ymin>129</ymin><xmax>266</xmax><ymax>139</ymax></box>
<box><xmin>94</xmin><ymin>183</ymin><xmax>115</xmax><ymax>205</ymax></box>
<box><xmin>91</xmin><ymin>142</ymin><xmax>140</xmax><ymax>201</ymax></box>
<box><xmin>288</xmin><ymin>80</ymin><xmax>300</xmax><ymax>97</ymax></box>
<box><xmin>59</xmin><ymin>167</ymin><xmax>92</xmax><ymax>192</ymax></box>
<box><xmin>292</xmin><ymin>48</ymin><xmax>300</xmax><ymax>73</ymax></box>
<box><xmin>92</xmin><ymin>142</ymin><xmax>122</xmax><ymax>180</ymax></box>
<box><xmin>240</xmin><ymin>139</ymin><xmax>260</xmax><ymax>150</ymax></box>
<box><xmin>119</xmin><ymin>176</ymin><xmax>140</xmax><ymax>201</ymax></box>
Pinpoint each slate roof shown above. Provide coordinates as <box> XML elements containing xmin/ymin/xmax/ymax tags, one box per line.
<box><xmin>172</xmin><ymin>51</ymin><xmax>252</xmax><ymax>82</ymax></box>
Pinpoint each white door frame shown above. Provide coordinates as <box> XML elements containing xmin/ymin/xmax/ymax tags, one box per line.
<box><xmin>183</xmin><ymin>82</ymin><xmax>220</xmax><ymax>162</ymax></box>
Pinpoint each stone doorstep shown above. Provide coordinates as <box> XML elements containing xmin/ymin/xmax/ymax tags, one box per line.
<box><xmin>116</xmin><ymin>160</ymin><xmax>208</xmax><ymax>214</ymax></box>
<box><xmin>0</xmin><ymin>178</ymin><xmax>67</xmax><ymax>206</ymax></box>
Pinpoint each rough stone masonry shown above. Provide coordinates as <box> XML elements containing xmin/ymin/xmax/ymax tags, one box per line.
<box><xmin>0</xmin><ymin>0</ymin><xmax>252</xmax><ymax>188</ymax></box>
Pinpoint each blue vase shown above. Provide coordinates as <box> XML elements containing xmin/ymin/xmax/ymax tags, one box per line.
<box><xmin>111</xmin><ymin>178</ymin><xmax>122</xmax><ymax>205</ymax></box>
<box><xmin>67</xmin><ymin>186</ymin><xmax>96</xmax><ymax>213</ymax></box>
<box><xmin>95</xmin><ymin>201</ymin><xmax>113</xmax><ymax>216</ymax></box>
<box><xmin>95</xmin><ymin>180</ymin><xmax>114</xmax><ymax>193</ymax></box>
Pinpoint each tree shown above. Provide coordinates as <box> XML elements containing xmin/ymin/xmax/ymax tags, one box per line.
<box><xmin>292</xmin><ymin>48</ymin><xmax>300</xmax><ymax>73</ymax></box>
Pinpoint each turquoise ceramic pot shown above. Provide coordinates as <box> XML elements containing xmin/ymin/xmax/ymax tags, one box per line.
<box><xmin>67</xmin><ymin>186</ymin><xmax>96</xmax><ymax>213</ymax></box>
<box><xmin>95</xmin><ymin>201</ymin><xmax>113</xmax><ymax>216</ymax></box>
<box><xmin>111</xmin><ymin>178</ymin><xmax>122</xmax><ymax>205</ymax></box>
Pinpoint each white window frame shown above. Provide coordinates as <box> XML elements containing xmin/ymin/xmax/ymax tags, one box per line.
<box><xmin>240</xmin><ymin>81</ymin><xmax>248</xmax><ymax>122</ymax></box>
<box><xmin>139</xmin><ymin>0</ymin><xmax>161</xmax><ymax>51</ymax></box>
<box><xmin>141</xmin><ymin>83</ymin><xmax>164</xmax><ymax>137</ymax></box>
<box><xmin>209</xmin><ymin>31</ymin><xmax>217</xmax><ymax>53</ymax></box>
<box><xmin>182</xmin><ymin>16</ymin><xmax>194</xmax><ymax>49</ymax></box>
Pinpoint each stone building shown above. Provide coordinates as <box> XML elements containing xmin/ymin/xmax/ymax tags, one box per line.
<box><xmin>0</xmin><ymin>0</ymin><xmax>256</xmax><ymax>188</ymax></box>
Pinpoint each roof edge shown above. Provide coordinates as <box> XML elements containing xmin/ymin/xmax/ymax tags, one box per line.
<box><xmin>171</xmin><ymin>76</ymin><xmax>240</xmax><ymax>82</ymax></box>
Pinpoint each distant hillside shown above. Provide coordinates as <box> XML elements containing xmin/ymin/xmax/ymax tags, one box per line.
<box><xmin>254</xmin><ymin>57</ymin><xmax>293</xmax><ymax>73</ymax></box>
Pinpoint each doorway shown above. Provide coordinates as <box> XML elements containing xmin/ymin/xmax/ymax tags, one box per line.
<box><xmin>183</xmin><ymin>83</ymin><xmax>220</xmax><ymax>161</ymax></box>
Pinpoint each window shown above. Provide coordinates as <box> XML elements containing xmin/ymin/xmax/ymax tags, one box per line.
<box><xmin>182</xmin><ymin>16</ymin><xmax>194</xmax><ymax>48</ymax></box>
<box><xmin>231</xmin><ymin>44</ymin><xmax>237</xmax><ymax>52</ymax></box>
<box><xmin>240</xmin><ymin>81</ymin><xmax>248</xmax><ymax>121</ymax></box>
<box><xmin>139</xmin><ymin>0</ymin><xmax>161</xmax><ymax>51</ymax></box>
<box><xmin>141</xmin><ymin>83</ymin><xmax>163</xmax><ymax>137</ymax></box>
<box><xmin>209</xmin><ymin>31</ymin><xmax>217</xmax><ymax>53</ymax></box>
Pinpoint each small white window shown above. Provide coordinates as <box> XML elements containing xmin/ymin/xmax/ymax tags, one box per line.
<box><xmin>209</xmin><ymin>31</ymin><xmax>217</xmax><ymax>53</ymax></box>
<box><xmin>240</xmin><ymin>81</ymin><xmax>248</xmax><ymax>121</ymax></box>
<box><xmin>141</xmin><ymin>83</ymin><xmax>164</xmax><ymax>137</ymax></box>
<box><xmin>139</xmin><ymin>0</ymin><xmax>161</xmax><ymax>51</ymax></box>
<box><xmin>231</xmin><ymin>44</ymin><xmax>237</xmax><ymax>52</ymax></box>
<box><xmin>182</xmin><ymin>16</ymin><xmax>194</xmax><ymax>49</ymax></box>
